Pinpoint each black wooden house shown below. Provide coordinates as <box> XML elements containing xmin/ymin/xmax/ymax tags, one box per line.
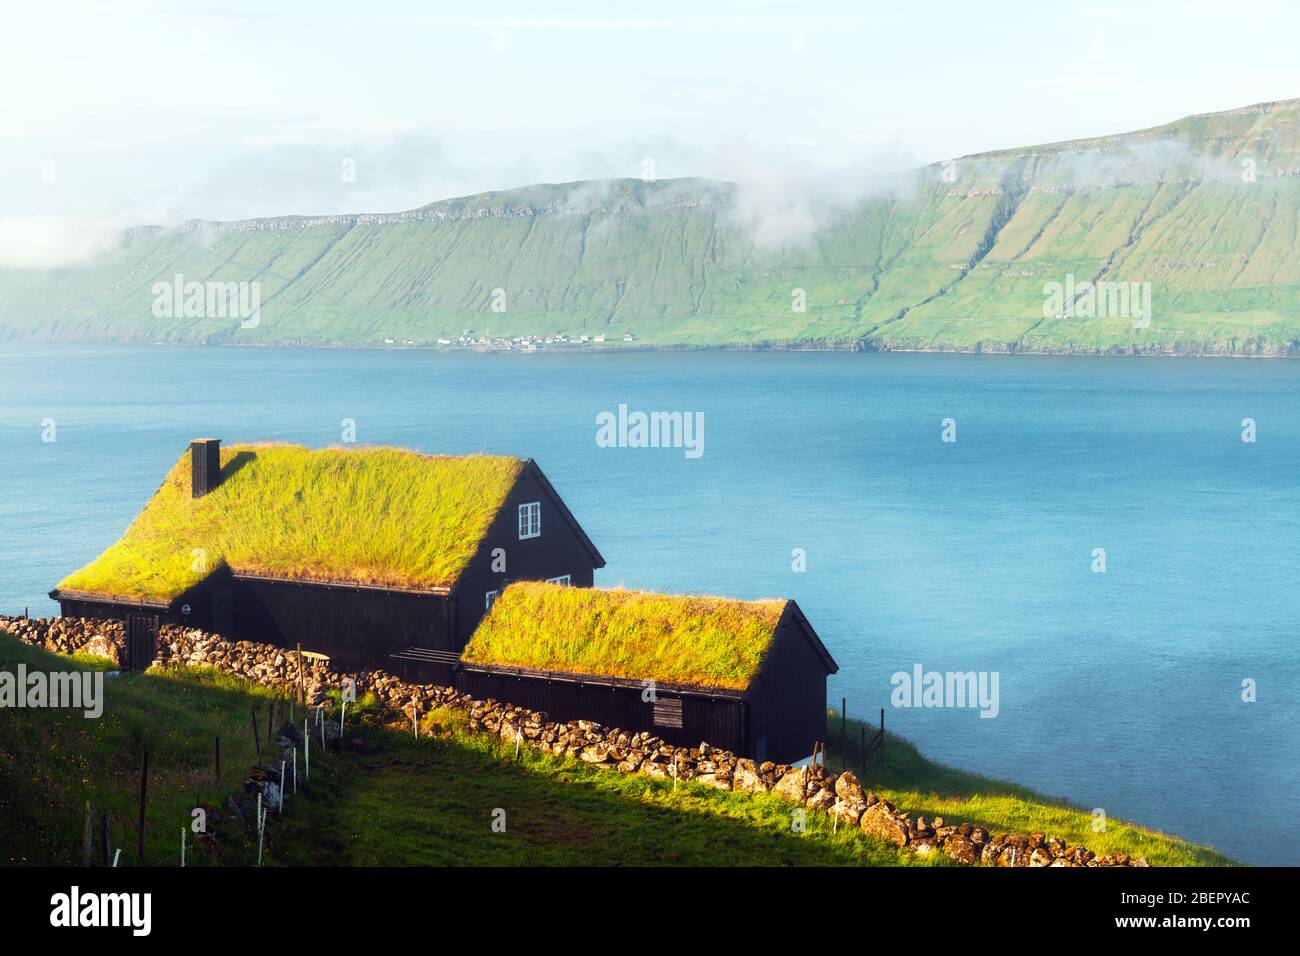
<box><xmin>51</xmin><ymin>439</ymin><xmax>604</xmax><ymax>680</ymax></box>
<box><xmin>457</xmin><ymin>581</ymin><xmax>838</xmax><ymax>762</ymax></box>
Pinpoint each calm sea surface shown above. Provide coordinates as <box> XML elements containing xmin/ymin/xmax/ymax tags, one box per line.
<box><xmin>1</xmin><ymin>345</ymin><xmax>1296</xmax><ymax>864</ymax></box>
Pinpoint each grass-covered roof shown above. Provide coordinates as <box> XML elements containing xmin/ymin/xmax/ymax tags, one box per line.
<box><xmin>461</xmin><ymin>582</ymin><xmax>789</xmax><ymax>691</ymax></box>
<box><xmin>58</xmin><ymin>444</ymin><xmax>524</xmax><ymax>602</ymax></box>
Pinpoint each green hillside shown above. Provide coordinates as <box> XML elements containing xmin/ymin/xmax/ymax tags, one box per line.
<box><xmin>1</xmin><ymin>633</ymin><xmax>1229</xmax><ymax>866</ymax></box>
<box><xmin>3</xmin><ymin>99</ymin><xmax>1298</xmax><ymax>354</ymax></box>
<box><xmin>0</xmin><ymin>634</ymin><xmax>267</xmax><ymax>865</ymax></box>
<box><xmin>267</xmin><ymin>706</ymin><xmax>1229</xmax><ymax>867</ymax></box>
<box><xmin>0</xmin><ymin>631</ymin><xmax>921</xmax><ymax>867</ymax></box>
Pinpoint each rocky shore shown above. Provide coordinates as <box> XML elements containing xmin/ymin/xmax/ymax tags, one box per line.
<box><xmin>1</xmin><ymin>614</ymin><xmax>1148</xmax><ymax>867</ymax></box>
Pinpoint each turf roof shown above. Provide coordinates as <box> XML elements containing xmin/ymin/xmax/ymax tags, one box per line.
<box><xmin>58</xmin><ymin>444</ymin><xmax>524</xmax><ymax>602</ymax></box>
<box><xmin>461</xmin><ymin>581</ymin><xmax>789</xmax><ymax>691</ymax></box>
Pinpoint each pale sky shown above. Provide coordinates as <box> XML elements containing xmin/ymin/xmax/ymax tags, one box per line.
<box><xmin>2</xmin><ymin>0</ymin><xmax>1298</xmax><ymax>228</ymax></box>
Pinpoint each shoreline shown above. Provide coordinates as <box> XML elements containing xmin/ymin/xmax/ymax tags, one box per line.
<box><xmin>3</xmin><ymin>335</ymin><xmax>1298</xmax><ymax>360</ymax></box>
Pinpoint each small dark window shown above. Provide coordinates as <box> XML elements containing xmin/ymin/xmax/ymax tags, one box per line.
<box><xmin>652</xmin><ymin>696</ymin><xmax>683</xmax><ymax>729</ymax></box>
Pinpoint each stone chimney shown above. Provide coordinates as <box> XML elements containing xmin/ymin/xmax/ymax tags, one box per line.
<box><xmin>190</xmin><ymin>438</ymin><xmax>222</xmax><ymax>498</ymax></box>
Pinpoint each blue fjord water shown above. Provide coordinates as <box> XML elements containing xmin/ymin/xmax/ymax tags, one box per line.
<box><xmin>0</xmin><ymin>344</ymin><xmax>1296</xmax><ymax>865</ymax></box>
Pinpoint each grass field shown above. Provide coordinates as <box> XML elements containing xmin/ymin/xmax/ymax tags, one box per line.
<box><xmin>0</xmin><ymin>632</ymin><xmax>1232</xmax><ymax>866</ymax></box>
<box><xmin>0</xmin><ymin>633</ymin><xmax>922</xmax><ymax>866</ymax></box>
<box><xmin>826</xmin><ymin>714</ymin><xmax>1234</xmax><ymax>867</ymax></box>
<box><xmin>0</xmin><ymin>635</ymin><xmax>270</xmax><ymax>866</ymax></box>
<box><xmin>265</xmin><ymin>704</ymin><xmax>1233</xmax><ymax>866</ymax></box>
<box><xmin>464</xmin><ymin>582</ymin><xmax>787</xmax><ymax>690</ymax></box>
<box><xmin>57</xmin><ymin>445</ymin><xmax>523</xmax><ymax>602</ymax></box>
<box><xmin>266</xmin><ymin>707</ymin><xmax>927</xmax><ymax>867</ymax></box>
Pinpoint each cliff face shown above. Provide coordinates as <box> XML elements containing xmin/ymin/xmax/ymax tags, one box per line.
<box><xmin>2</xmin><ymin>101</ymin><xmax>1298</xmax><ymax>353</ymax></box>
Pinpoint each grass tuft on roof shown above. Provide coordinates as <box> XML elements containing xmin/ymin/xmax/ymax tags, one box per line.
<box><xmin>58</xmin><ymin>444</ymin><xmax>524</xmax><ymax>602</ymax></box>
<box><xmin>462</xmin><ymin>582</ymin><xmax>787</xmax><ymax>691</ymax></box>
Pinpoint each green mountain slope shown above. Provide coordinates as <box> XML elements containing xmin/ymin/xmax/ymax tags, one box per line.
<box><xmin>2</xmin><ymin>99</ymin><xmax>1298</xmax><ymax>353</ymax></box>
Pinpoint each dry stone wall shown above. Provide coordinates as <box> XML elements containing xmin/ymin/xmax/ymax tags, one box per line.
<box><xmin>0</xmin><ymin>615</ymin><xmax>1148</xmax><ymax>867</ymax></box>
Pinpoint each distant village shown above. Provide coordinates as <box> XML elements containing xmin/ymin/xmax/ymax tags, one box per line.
<box><xmin>380</xmin><ymin>330</ymin><xmax>638</xmax><ymax>351</ymax></box>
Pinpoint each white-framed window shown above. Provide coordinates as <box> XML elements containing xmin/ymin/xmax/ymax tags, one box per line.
<box><xmin>546</xmin><ymin>574</ymin><xmax>571</xmax><ymax>586</ymax></box>
<box><xmin>485</xmin><ymin>590</ymin><xmax>499</xmax><ymax>611</ymax></box>
<box><xmin>518</xmin><ymin>501</ymin><xmax>541</xmax><ymax>539</ymax></box>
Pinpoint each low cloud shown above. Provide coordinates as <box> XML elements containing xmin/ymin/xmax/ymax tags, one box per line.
<box><xmin>176</xmin><ymin>122</ymin><xmax>929</xmax><ymax>251</ymax></box>
<box><xmin>719</xmin><ymin>144</ymin><xmax>922</xmax><ymax>248</ymax></box>
<box><xmin>6</xmin><ymin>131</ymin><xmax>1243</xmax><ymax>268</ymax></box>
<box><xmin>940</xmin><ymin>137</ymin><xmax>1244</xmax><ymax>192</ymax></box>
<box><xmin>1040</xmin><ymin>138</ymin><xmax>1241</xmax><ymax>188</ymax></box>
<box><xmin>0</xmin><ymin>217</ymin><xmax>121</xmax><ymax>269</ymax></box>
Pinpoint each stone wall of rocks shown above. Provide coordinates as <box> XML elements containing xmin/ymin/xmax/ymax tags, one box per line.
<box><xmin>0</xmin><ymin>615</ymin><xmax>1148</xmax><ymax>867</ymax></box>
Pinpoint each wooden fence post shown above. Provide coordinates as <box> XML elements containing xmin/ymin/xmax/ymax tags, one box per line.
<box><xmin>81</xmin><ymin>800</ymin><xmax>93</xmax><ymax>867</ymax></box>
<box><xmin>137</xmin><ymin>751</ymin><xmax>149</xmax><ymax>864</ymax></box>
<box><xmin>251</xmin><ymin>707</ymin><xmax>261</xmax><ymax>758</ymax></box>
<box><xmin>840</xmin><ymin>697</ymin><xmax>847</xmax><ymax>772</ymax></box>
<box><xmin>297</xmin><ymin>644</ymin><xmax>305</xmax><ymax>705</ymax></box>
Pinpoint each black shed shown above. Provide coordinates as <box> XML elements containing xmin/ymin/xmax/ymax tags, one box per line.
<box><xmin>456</xmin><ymin>582</ymin><xmax>838</xmax><ymax>762</ymax></box>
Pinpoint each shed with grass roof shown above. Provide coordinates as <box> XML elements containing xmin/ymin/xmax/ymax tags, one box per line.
<box><xmin>50</xmin><ymin>439</ymin><xmax>604</xmax><ymax>679</ymax></box>
<box><xmin>456</xmin><ymin>581</ymin><xmax>838</xmax><ymax>762</ymax></box>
